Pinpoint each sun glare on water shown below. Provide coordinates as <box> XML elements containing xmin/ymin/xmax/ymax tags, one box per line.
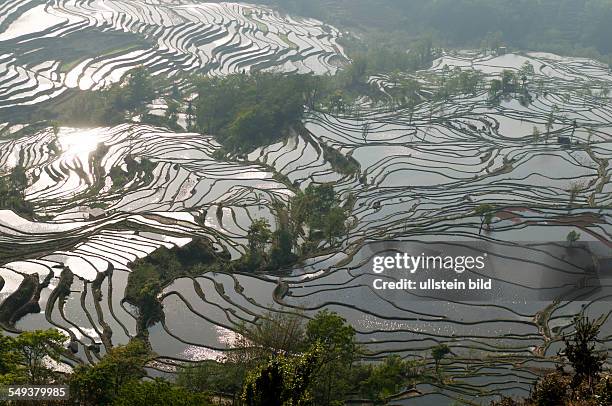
<box><xmin>58</xmin><ymin>128</ymin><xmax>104</xmax><ymax>159</ymax></box>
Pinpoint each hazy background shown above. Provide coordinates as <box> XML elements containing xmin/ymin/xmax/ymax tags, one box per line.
<box><xmin>256</xmin><ymin>0</ymin><xmax>612</xmax><ymax>61</ymax></box>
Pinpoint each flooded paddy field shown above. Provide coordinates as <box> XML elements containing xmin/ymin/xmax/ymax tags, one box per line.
<box><xmin>0</xmin><ymin>0</ymin><xmax>345</xmax><ymax>110</ymax></box>
<box><xmin>0</xmin><ymin>2</ymin><xmax>611</xmax><ymax>405</ymax></box>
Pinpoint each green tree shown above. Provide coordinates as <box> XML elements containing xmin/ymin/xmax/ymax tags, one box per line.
<box><xmin>566</xmin><ymin>230</ymin><xmax>581</xmax><ymax>247</ymax></box>
<box><xmin>13</xmin><ymin>329</ymin><xmax>66</xmax><ymax>384</ymax></box>
<box><xmin>501</xmin><ymin>70</ymin><xmax>517</xmax><ymax>94</ymax></box>
<box><xmin>431</xmin><ymin>343</ymin><xmax>451</xmax><ymax>377</ymax></box>
<box><xmin>242</xmin><ymin>344</ymin><xmax>322</xmax><ymax>406</ymax></box>
<box><xmin>165</xmin><ymin>99</ymin><xmax>180</xmax><ymax>129</ymax></box>
<box><xmin>341</xmin><ymin>54</ymin><xmax>368</xmax><ymax>87</ymax></box>
<box><xmin>241</xmin><ymin>311</ymin><xmax>306</xmax><ymax>358</ymax></box>
<box><xmin>327</xmin><ymin>90</ymin><xmax>345</xmax><ymax>114</ymax></box>
<box><xmin>113</xmin><ymin>379</ymin><xmax>212</xmax><ymax>406</ymax></box>
<box><xmin>177</xmin><ymin>361</ymin><xmax>244</xmax><ymax>400</ymax></box>
<box><xmin>528</xmin><ymin>371</ymin><xmax>571</xmax><ymax>406</ymax></box>
<box><xmin>179</xmin><ymin>311</ymin><xmax>306</xmax><ymax>402</ymax></box>
<box><xmin>70</xmin><ymin>339</ymin><xmax>149</xmax><ymax>405</ymax></box>
<box><xmin>194</xmin><ymin>73</ymin><xmax>308</xmax><ymax>152</ymax></box>
<box><xmin>563</xmin><ymin>315</ymin><xmax>607</xmax><ymax>390</ymax></box>
<box><xmin>300</xmin><ymin>183</ymin><xmax>336</xmax><ymax>230</ymax></box>
<box><xmin>137</xmin><ymin>280</ymin><xmax>163</xmax><ymax>328</ymax></box>
<box><xmin>290</xmin><ymin>183</ymin><xmax>348</xmax><ymax>254</ymax></box>
<box><xmin>474</xmin><ymin>204</ymin><xmax>496</xmax><ymax>235</ymax></box>
<box><xmin>247</xmin><ymin>219</ymin><xmax>272</xmax><ymax>268</ymax></box>
<box><xmin>51</xmin><ymin>121</ymin><xmax>60</xmax><ymax>137</ymax></box>
<box><xmin>270</xmin><ymin>225</ymin><xmax>296</xmax><ymax>268</ymax></box>
<box><xmin>359</xmin><ymin>355</ymin><xmax>410</xmax><ymax>403</ymax></box>
<box><xmin>532</xmin><ymin>126</ymin><xmax>540</xmax><ymax>142</ymax></box>
<box><xmin>125</xmin><ymin>67</ymin><xmax>155</xmax><ymax>112</ymax></box>
<box><xmin>0</xmin><ymin>162</ymin><xmax>34</xmax><ymax>215</ymax></box>
<box><xmin>10</xmin><ymin>163</ymin><xmax>28</xmax><ymax>198</ymax></box>
<box><xmin>171</xmin><ymin>82</ymin><xmax>182</xmax><ymax>99</ymax></box>
<box><xmin>568</xmin><ymin>182</ymin><xmax>582</xmax><ymax>204</ymax></box>
<box><xmin>545</xmin><ymin>109</ymin><xmax>555</xmax><ymax>143</ymax></box>
<box><xmin>0</xmin><ymin>333</ymin><xmax>21</xmax><ymax>384</ymax></box>
<box><xmin>305</xmin><ymin>310</ymin><xmax>356</xmax><ymax>405</ymax></box>
<box><xmin>324</xmin><ymin>206</ymin><xmax>347</xmax><ymax>244</ymax></box>
<box><xmin>227</xmin><ymin>106</ymin><xmax>274</xmax><ymax>149</ymax></box>
<box><xmin>489</xmin><ymin>79</ymin><xmax>502</xmax><ymax>99</ymax></box>
<box><xmin>520</xmin><ymin>61</ymin><xmax>535</xmax><ymax>79</ymax></box>
<box><xmin>361</xmin><ymin>121</ymin><xmax>371</xmax><ymax>143</ymax></box>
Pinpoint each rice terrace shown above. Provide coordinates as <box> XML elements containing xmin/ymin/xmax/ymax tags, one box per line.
<box><xmin>0</xmin><ymin>1</ymin><xmax>610</xmax><ymax>405</ymax></box>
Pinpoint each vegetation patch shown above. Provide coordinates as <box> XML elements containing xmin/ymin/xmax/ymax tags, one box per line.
<box><xmin>126</xmin><ymin>238</ymin><xmax>228</xmax><ymax>331</ymax></box>
<box><xmin>0</xmin><ymin>161</ymin><xmax>33</xmax><ymax>217</ymax></box>
<box><xmin>279</xmin><ymin>33</ymin><xmax>298</xmax><ymax>49</ymax></box>
<box><xmin>319</xmin><ymin>141</ymin><xmax>360</xmax><ymax>175</ymax></box>
<box><xmin>194</xmin><ymin>73</ymin><xmax>311</xmax><ymax>152</ymax></box>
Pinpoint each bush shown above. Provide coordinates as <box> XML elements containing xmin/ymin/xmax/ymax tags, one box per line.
<box><xmin>195</xmin><ymin>73</ymin><xmax>311</xmax><ymax>152</ymax></box>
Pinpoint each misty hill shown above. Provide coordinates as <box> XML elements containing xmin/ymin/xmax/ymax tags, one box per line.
<box><xmin>261</xmin><ymin>0</ymin><xmax>612</xmax><ymax>60</ymax></box>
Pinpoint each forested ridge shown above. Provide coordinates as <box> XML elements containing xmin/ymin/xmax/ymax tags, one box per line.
<box><xmin>259</xmin><ymin>0</ymin><xmax>612</xmax><ymax>61</ymax></box>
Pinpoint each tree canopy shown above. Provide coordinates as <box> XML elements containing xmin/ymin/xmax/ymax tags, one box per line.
<box><xmin>194</xmin><ymin>73</ymin><xmax>313</xmax><ymax>152</ymax></box>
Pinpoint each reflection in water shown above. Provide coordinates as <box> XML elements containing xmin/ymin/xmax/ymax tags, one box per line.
<box><xmin>58</xmin><ymin>128</ymin><xmax>103</xmax><ymax>160</ymax></box>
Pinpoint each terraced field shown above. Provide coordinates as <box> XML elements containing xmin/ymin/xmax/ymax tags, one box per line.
<box><xmin>0</xmin><ymin>2</ymin><xmax>611</xmax><ymax>405</ymax></box>
<box><xmin>0</xmin><ymin>0</ymin><xmax>345</xmax><ymax>110</ymax></box>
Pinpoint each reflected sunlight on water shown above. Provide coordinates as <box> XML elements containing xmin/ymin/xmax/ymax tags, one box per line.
<box><xmin>59</xmin><ymin>128</ymin><xmax>104</xmax><ymax>159</ymax></box>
